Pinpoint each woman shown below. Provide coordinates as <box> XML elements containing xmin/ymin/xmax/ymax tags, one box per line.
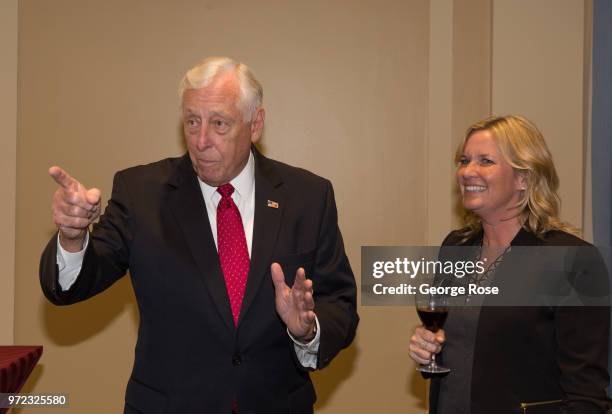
<box><xmin>409</xmin><ymin>115</ymin><xmax>610</xmax><ymax>413</ymax></box>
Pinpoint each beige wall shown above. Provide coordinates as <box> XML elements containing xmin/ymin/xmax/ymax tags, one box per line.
<box><xmin>11</xmin><ymin>0</ymin><xmax>590</xmax><ymax>413</ymax></box>
<box><xmin>0</xmin><ymin>0</ymin><xmax>18</xmax><ymax>345</ymax></box>
<box><xmin>427</xmin><ymin>0</ymin><xmax>492</xmax><ymax>244</ymax></box>
<box><xmin>492</xmin><ymin>0</ymin><xmax>587</xmax><ymax>229</ymax></box>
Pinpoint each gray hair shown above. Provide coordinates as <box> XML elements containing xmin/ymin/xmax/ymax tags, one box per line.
<box><xmin>178</xmin><ymin>56</ymin><xmax>263</xmax><ymax>121</ymax></box>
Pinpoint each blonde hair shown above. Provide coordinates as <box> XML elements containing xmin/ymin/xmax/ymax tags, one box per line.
<box><xmin>455</xmin><ymin>115</ymin><xmax>576</xmax><ymax>239</ymax></box>
<box><xmin>178</xmin><ymin>56</ymin><xmax>263</xmax><ymax>121</ymax></box>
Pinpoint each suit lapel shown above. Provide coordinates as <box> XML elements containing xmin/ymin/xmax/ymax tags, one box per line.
<box><xmin>238</xmin><ymin>149</ymin><xmax>284</xmax><ymax>326</ymax></box>
<box><xmin>166</xmin><ymin>155</ymin><xmax>235</xmax><ymax>333</ymax></box>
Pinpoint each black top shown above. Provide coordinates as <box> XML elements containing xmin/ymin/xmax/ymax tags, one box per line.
<box><xmin>429</xmin><ymin>227</ymin><xmax>611</xmax><ymax>414</ymax></box>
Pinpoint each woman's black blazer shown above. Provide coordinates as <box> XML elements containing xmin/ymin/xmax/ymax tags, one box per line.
<box><xmin>429</xmin><ymin>228</ymin><xmax>611</xmax><ymax>414</ymax></box>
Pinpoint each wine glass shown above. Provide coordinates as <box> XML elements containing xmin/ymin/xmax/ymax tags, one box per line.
<box><xmin>415</xmin><ymin>291</ymin><xmax>450</xmax><ymax>373</ymax></box>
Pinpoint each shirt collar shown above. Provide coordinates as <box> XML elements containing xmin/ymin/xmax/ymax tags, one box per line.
<box><xmin>199</xmin><ymin>151</ymin><xmax>255</xmax><ymax>205</ymax></box>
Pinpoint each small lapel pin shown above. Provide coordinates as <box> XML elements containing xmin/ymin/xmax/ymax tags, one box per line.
<box><xmin>267</xmin><ymin>200</ymin><xmax>279</xmax><ymax>209</ymax></box>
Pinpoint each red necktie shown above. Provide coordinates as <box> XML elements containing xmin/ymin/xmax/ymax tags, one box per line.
<box><xmin>217</xmin><ymin>184</ymin><xmax>250</xmax><ymax>326</ymax></box>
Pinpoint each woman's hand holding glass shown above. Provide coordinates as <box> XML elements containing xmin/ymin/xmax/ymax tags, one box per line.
<box><xmin>409</xmin><ymin>326</ymin><xmax>445</xmax><ymax>366</ymax></box>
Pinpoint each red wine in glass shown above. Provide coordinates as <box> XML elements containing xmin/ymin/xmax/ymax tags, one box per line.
<box><xmin>415</xmin><ymin>293</ymin><xmax>451</xmax><ymax>373</ymax></box>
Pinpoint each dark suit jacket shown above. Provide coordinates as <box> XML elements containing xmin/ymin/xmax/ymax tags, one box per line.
<box><xmin>429</xmin><ymin>228</ymin><xmax>611</xmax><ymax>414</ymax></box>
<box><xmin>40</xmin><ymin>149</ymin><xmax>359</xmax><ymax>414</ymax></box>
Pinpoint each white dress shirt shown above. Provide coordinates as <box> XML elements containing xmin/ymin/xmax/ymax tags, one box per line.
<box><xmin>56</xmin><ymin>151</ymin><xmax>319</xmax><ymax>368</ymax></box>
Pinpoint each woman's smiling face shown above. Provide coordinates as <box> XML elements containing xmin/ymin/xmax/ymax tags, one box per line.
<box><xmin>456</xmin><ymin>130</ymin><xmax>524</xmax><ymax>222</ymax></box>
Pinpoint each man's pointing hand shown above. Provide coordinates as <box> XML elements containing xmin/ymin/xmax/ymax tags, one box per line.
<box><xmin>49</xmin><ymin>166</ymin><xmax>101</xmax><ymax>252</ymax></box>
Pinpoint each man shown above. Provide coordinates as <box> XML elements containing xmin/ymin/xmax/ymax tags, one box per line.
<box><xmin>40</xmin><ymin>57</ymin><xmax>358</xmax><ymax>413</ymax></box>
